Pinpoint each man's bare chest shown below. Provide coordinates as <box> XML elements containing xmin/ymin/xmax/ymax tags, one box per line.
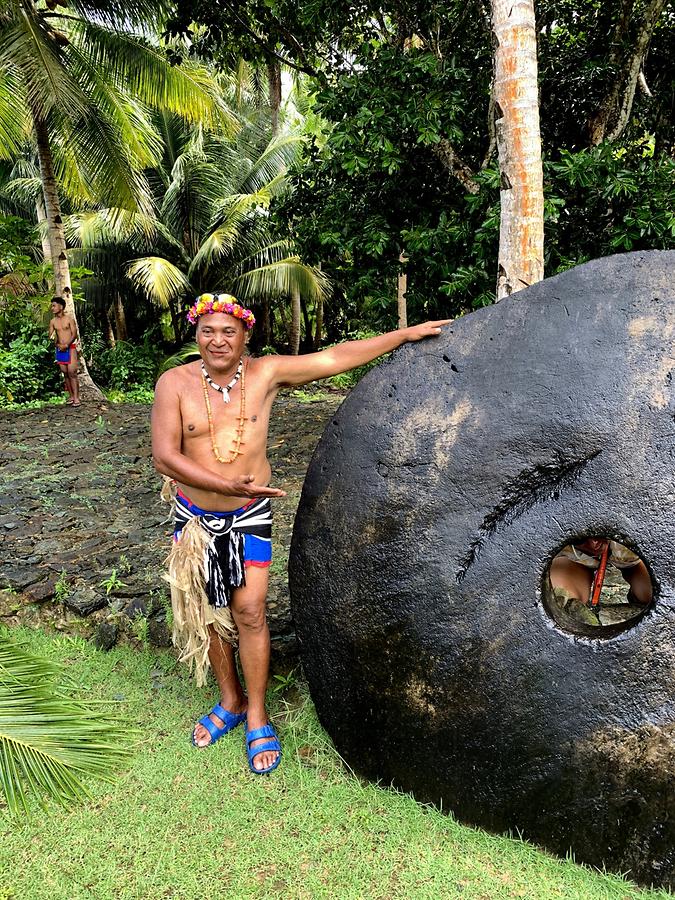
<box><xmin>53</xmin><ymin>319</ymin><xmax>73</xmax><ymax>337</ymax></box>
<box><xmin>179</xmin><ymin>385</ymin><xmax>271</xmax><ymax>447</ymax></box>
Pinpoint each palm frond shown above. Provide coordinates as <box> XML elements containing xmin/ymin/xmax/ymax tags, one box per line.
<box><xmin>50</xmin><ymin>104</ymin><xmax>155</xmax><ymax>213</ymax></box>
<box><xmin>64</xmin><ymin>208</ymin><xmax>162</xmax><ymax>249</ymax></box>
<box><xmin>231</xmin><ymin>258</ymin><xmax>330</xmax><ymax>304</ymax></box>
<box><xmin>239</xmin><ymin>134</ymin><xmax>304</xmax><ymax>195</ymax></box>
<box><xmin>67</xmin><ymin>20</ymin><xmax>238</xmax><ymax>135</ymax></box>
<box><xmin>0</xmin><ymin>17</ymin><xmax>90</xmax><ymax>122</ymax></box>
<box><xmin>64</xmin><ymin>40</ymin><xmax>164</xmax><ymax>169</ymax></box>
<box><xmin>0</xmin><ymin>67</ymin><xmax>28</xmax><ymax>159</ymax></box>
<box><xmin>236</xmin><ymin>239</ymin><xmax>294</xmax><ymax>268</ymax></box>
<box><xmin>188</xmin><ymin>191</ymin><xmax>273</xmax><ymax>276</ymax></box>
<box><xmin>1</xmin><ymin>176</ymin><xmax>42</xmax><ymax>206</ymax></box>
<box><xmin>0</xmin><ymin>635</ymin><xmax>132</xmax><ymax>816</ymax></box>
<box><xmin>160</xmin><ymin>341</ymin><xmax>199</xmax><ymax>373</ymax></box>
<box><xmin>161</xmin><ymin>148</ymin><xmax>225</xmax><ymax>255</ymax></box>
<box><xmin>64</xmin><ymin>0</ymin><xmax>173</xmax><ymax>30</ymax></box>
<box><xmin>126</xmin><ymin>256</ymin><xmax>192</xmax><ymax>307</ymax></box>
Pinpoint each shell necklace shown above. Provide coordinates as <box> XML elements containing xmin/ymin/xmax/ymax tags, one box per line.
<box><xmin>201</xmin><ymin>359</ymin><xmax>246</xmax><ymax>464</ymax></box>
<box><xmin>201</xmin><ymin>360</ymin><xmax>242</xmax><ymax>403</ymax></box>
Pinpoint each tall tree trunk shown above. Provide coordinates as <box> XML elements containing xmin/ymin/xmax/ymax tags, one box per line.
<box><xmin>267</xmin><ymin>60</ymin><xmax>282</xmax><ymax>137</ymax></box>
<box><xmin>105</xmin><ymin>305</ymin><xmax>116</xmax><ymax>349</ymax></box>
<box><xmin>289</xmin><ymin>287</ymin><xmax>301</xmax><ymax>355</ymax></box>
<box><xmin>261</xmin><ymin>297</ymin><xmax>272</xmax><ymax>349</ymax></box>
<box><xmin>588</xmin><ymin>0</ymin><xmax>667</xmax><ymax>145</ymax></box>
<box><xmin>397</xmin><ymin>253</ymin><xmax>408</xmax><ymax>329</ymax></box>
<box><xmin>35</xmin><ymin>197</ymin><xmax>51</xmax><ymax>262</ymax></box>
<box><xmin>491</xmin><ymin>0</ymin><xmax>544</xmax><ymax>300</ymax></box>
<box><xmin>313</xmin><ymin>295</ymin><xmax>324</xmax><ymax>351</ymax></box>
<box><xmin>167</xmin><ymin>297</ymin><xmax>181</xmax><ymax>344</ymax></box>
<box><xmin>114</xmin><ymin>294</ymin><xmax>128</xmax><ymax>342</ymax></box>
<box><xmin>313</xmin><ymin>261</ymin><xmax>324</xmax><ymax>350</ymax></box>
<box><xmin>33</xmin><ymin>111</ymin><xmax>104</xmax><ymax>400</ymax></box>
<box><xmin>300</xmin><ymin>294</ymin><xmax>312</xmax><ymax>350</ymax></box>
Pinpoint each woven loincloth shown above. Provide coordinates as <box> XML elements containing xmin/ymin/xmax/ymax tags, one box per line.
<box><xmin>162</xmin><ymin>480</ymin><xmax>272</xmax><ymax>685</ymax></box>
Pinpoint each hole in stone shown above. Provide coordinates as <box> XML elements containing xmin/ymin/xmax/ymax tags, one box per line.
<box><xmin>542</xmin><ymin>536</ymin><xmax>654</xmax><ymax>638</ymax></box>
<box><xmin>451</xmin><ymin>364</ymin><xmax>459</xmax><ymax>373</ymax></box>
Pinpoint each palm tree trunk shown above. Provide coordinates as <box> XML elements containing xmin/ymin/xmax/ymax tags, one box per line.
<box><xmin>397</xmin><ymin>253</ymin><xmax>408</xmax><ymax>329</ymax></box>
<box><xmin>289</xmin><ymin>287</ymin><xmax>301</xmax><ymax>355</ymax></box>
<box><xmin>313</xmin><ymin>294</ymin><xmax>323</xmax><ymax>351</ymax></box>
<box><xmin>35</xmin><ymin>197</ymin><xmax>51</xmax><ymax>262</ymax></box>
<box><xmin>261</xmin><ymin>298</ymin><xmax>272</xmax><ymax>348</ymax></box>
<box><xmin>267</xmin><ymin>60</ymin><xmax>282</xmax><ymax>136</ymax></box>
<box><xmin>33</xmin><ymin>110</ymin><xmax>104</xmax><ymax>399</ymax></box>
<box><xmin>167</xmin><ymin>297</ymin><xmax>181</xmax><ymax>344</ymax></box>
<box><xmin>491</xmin><ymin>0</ymin><xmax>544</xmax><ymax>300</ymax></box>
<box><xmin>114</xmin><ymin>294</ymin><xmax>128</xmax><ymax>342</ymax></box>
<box><xmin>300</xmin><ymin>295</ymin><xmax>312</xmax><ymax>351</ymax></box>
<box><xmin>105</xmin><ymin>305</ymin><xmax>116</xmax><ymax>349</ymax></box>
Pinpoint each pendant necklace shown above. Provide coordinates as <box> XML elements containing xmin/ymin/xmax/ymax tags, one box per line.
<box><xmin>201</xmin><ymin>360</ymin><xmax>242</xmax><ymax>403</ymax></box>
<box><xmin>201</xmin><ymin>360</ymin><xmax>246</xmax><ymax>464</ymax></box>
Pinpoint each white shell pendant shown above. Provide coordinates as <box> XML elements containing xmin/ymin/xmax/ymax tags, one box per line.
<box><xmin>223</xmin><ymin>390</ymin><xmax>231</xmax><ymax>403</ymax></box>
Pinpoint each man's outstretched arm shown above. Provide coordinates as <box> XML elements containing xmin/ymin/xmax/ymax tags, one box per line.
<box><xmin>266</xmin><ymin>320</ymin><xmax>453</xmax><ymax>389</ymax></box>
<box><xmin>151</xmin><ymin>372</ymin><xmax>286</xmax><ymax>499</ymax></box>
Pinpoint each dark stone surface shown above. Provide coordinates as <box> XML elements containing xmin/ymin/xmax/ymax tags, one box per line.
<box><xmin>147</xmin><ymin>618</ymin><xmax>172</xmax><ymax>648</ymax></box>
<box><xmin>63</xmin><ymin>587</ymin><xmax>108</xmax><ymax>616</ymax></box>
<box><xmin>24</xmin><ymin>577</ymin><xmax>57</xmax><ymax>604</ymax></box>
<box><xmin>290</xmin><ymin>251</ymin><xmax>675</xmax><ymax>888</ymax></box>
<box><xmin>93</xmin><ymin>621</ymin><xmax>119</xmax><ymax>651</ymax></box>
<box><xmin>0</xmin><ymin>392</ymin><xmax>343</xmax><ymax>647</ymax></box>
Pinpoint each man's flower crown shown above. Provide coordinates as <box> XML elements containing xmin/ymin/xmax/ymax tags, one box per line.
<box><xmin>186</xmin><ymin>293</ymin><xmax>256</xmax><ymax>329</ymax></box>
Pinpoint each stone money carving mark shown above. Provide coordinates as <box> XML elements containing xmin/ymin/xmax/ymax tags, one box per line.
<box><xmin>455</xmin><ymin>449</ymin><xmax>603</xmax><ymax>583</ymax></box>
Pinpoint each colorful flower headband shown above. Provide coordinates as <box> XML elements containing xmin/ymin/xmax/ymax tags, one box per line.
<box><xmin>186</xmin><ymin>293</ymin><xmax>256</xmax><ymax>329</ymax></box>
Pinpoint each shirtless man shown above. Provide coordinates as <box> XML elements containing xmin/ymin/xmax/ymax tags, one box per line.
<box><xmin>48</xmin><ymin>294</ymin><xmax>80</xmax><ymax>407</ymax></box>
<box><xmin>152</xmin><ymin>292</ymin><xmax>451</xmax><ymax>774</ymax></box>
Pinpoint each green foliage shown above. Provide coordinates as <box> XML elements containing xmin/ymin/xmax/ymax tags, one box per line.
<box><xmin>545</xmin><ymin>147</ymin><xmax>675</xmax><ymax>266</ymax></box>
<box><xmin>103</xmin><ymin>386</ymin><xmax>156</xmax><ymax>404</ymax></box>
<box><xmin>0</xmin><ymin>631</ymin><xmax>132</xmax><ymax>815</ymax></box>
<box><xmin>130</xmin><ymin>614</ymin><xmax>149</xmax><ymax>647</ymax></box>
<box><xmin>54</xmin><ymin>571</ymin><xmax>70</xmax><ymax>603</ymax></box>
<box><xmin>0</xmin><ymin>216</ymin><xmax>51</xmax><ymax>345</ymax></box>
<box><xmin>159</xmin><ymin>341</ymin><xmax>199</xmax><ymax>373</ymax></box>
<box><xmin>90</xmin><ymin>336</ymin><xmax>162</xmax><ymax>391</ymax></box>
<box><xmin>278</xmin><ymin>38</ymin><xmax>489</xmax><ymax>327</ymax></box>
<box><xmin>99</xmin><ymin>570</ymin><xmax>126</xmax><ymax>596</ymax></box>
<box><xmin>0</xmin><ymin>321</ymin><xmax>61</xmax><ymax>407</ymax></box>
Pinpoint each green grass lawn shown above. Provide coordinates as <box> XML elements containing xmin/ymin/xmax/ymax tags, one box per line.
<box><xmin>0</xmin><ymin>628</ymin><xmax>670</xmax><ymax>900</ymax></box>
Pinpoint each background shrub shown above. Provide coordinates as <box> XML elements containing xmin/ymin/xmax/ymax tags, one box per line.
<box><xmin>0</xmin><ymin>322</ymin><xmax>61</xmax><ymax>406</ymax></box>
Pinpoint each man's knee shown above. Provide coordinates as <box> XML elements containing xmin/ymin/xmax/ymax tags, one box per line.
<box><xmin>232</xmin><ymin>599</ymin><xmax>267</xmax><ymax>632</ymax></box>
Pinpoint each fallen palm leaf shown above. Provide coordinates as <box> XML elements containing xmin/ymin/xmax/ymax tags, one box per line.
<box><xmin>0</xmin><ymin>634</ymin><xmax>133</xmax><ymax>815</ymax></box>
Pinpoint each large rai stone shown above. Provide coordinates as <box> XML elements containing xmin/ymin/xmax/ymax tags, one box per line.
<box><xmin>289</xmin><ymin>250</ymin><xmax>675</xmax><ymax>888</ymax></box>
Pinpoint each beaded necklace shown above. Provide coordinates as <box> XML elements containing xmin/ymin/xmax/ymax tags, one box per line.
<box><xmin>201</xmin><ymin>359</ymin><xmax>246</xmax><ymax>464</ymax></box>
<box><xmin>201</xmin><ymin>360</ymin><xmax>242</xmax><ymax>403</ymax></box>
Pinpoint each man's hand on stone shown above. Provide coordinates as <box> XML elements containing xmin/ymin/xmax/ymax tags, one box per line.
<box><xmin>228</xmin><ymin>475</ymin><xmax>287</xmax><ymax>498</ymax></box>
<box><xmin>403</xmin><ymin>319</ymin><xmax>453</xmax><ymax>342</ymax></box>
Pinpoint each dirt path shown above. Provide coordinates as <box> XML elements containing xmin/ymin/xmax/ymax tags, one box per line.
<box><xmin>0</xmin><ymin>391</ymin><xmax>343</xmax><ymax>661</ymax></box>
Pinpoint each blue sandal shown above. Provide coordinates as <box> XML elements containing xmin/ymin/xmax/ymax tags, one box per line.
<box><xmin>192</xmin><ymin>703</ymin><xmax>247</xmax><ymax>748</ymax></box>
<box><xmin>246</xmin><ymin>723</ymin><xmax>282</xmax><ymax>774</ymax></box>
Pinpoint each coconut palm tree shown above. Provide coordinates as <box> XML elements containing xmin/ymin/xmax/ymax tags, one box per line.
<box><xmin>0</xmin><ymin>0</ymin><xmax>233</xmax><ymax>391</ymax></box>
<box><xmin>0</xmin><ymin>633</ymin><xmax>132</xmax><ymax>814</ymax></box>
<box><xmin>67</xmin><ymin>113</ymin><xmax>329</xmax><ymax>350</ymax></box>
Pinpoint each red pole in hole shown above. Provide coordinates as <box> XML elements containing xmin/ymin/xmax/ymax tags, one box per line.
<box><xmin>589</xmin><ymin>541</ymin><xmax>611</xmax><ymax>609</ymax></box>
